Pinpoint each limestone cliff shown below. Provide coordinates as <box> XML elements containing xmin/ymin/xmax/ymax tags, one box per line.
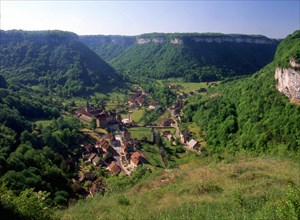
<box><xmin>275</xmin><ymin>59</ymin><xmax>300</xmax><ymax>103</ymax></box>
<box><xmin>135</xmin><ymin>35</ymin><xmax>276</xmax><ymax>45</ymax></box>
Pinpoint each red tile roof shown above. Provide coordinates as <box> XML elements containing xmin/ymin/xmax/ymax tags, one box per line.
<box><xmin>108</xmin><ymin>161</ymin><xmax>121</xmax><ymax>174</ymax></box>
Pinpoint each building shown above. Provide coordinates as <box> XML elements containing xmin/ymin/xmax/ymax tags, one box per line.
<box><xmin>187</xmin><ymin>139</ymin><xmax>200</xmax><ymax>150</ymax></box>
<box><xmin>166</xmin><ymin>134</ymin><xmax>175</xmax><ymax>142</ymax></box>
<box><xmin>160</xmin><ymin>119</ymin><xmax>175</xmax><ymax>127</ymax></box>
<box><xmin>130</xmin><ymin>152</ymin><xmax>147</xmax><ymax>167</ymax></box>
<box><xmin>108</xmin><ymin>161</ymin><xmax>121</xmax><ymax>175</ymax></box>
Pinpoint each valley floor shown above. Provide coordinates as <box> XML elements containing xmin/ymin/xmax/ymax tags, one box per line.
<box><xmin>59</xmin><ymin>154</ymin><xmax>299</xmax><ymax>220</ymax></box>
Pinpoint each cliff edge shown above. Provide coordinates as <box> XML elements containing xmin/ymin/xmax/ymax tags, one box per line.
<box><xmin>275</xmin><ymin>59</ymin><xmax>300</xmax><ymax>103</ymax></box>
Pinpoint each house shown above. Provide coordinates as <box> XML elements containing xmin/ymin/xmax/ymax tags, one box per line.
<box><xmin>79</xmin><ymin>172</ymin><xmax>96</xmax><ymax>183</ymax></box>
<box><xmin>92</xmin><ymin>156</ymin><xmax>105</xmax><ymax>166</ymax></box>
<box><xmin>172</xmin><ymin>108</ymin><xmax>181</xmax><ymax>116</ymax></box>
<box><xmin>121</xmin><ymin>130</ymin><xmax>131</xmax><ymax>141</ymax></box>
<box><xmin>83</xmin><ymin>144</ymin><xmax>97</xmax><ymax>154</ymax></box>
<box><xmin>122</xmin><ymin>118</ymin><xmax>130</xmax><ymax>125</ymax></box>
<box><xmin>160</xmin><ymin>119</ymin><xmax>175</xmax><ymax>127</ymax></box>
<box><xmin>104</xmin><ymin>133</ymin><xmax>115</xmax><ymax>142</ymax></box>
<box><xmin>177</xmin><ymin>115</ymin><xmax>184</xmax><ymax>122</ymax></box>
<box><xmin>189</xmin><ymin>91</ymin><xmax>195</xmax><ymax>96</ymax></box>
<box><xmin>121</xmin><ymin>141</ymin><xmax>135</xmax><ymax>153</ymax></box>
<box><xmin>108</xmin><ymin>161</ymin><xmax>121</xmax><ymax>175</ymax></box>
<box><xmin>88</xmin><ymin>153</ymin><xmax>97</xmax><ymax>162</ymax></box>
<box><xmin>75</xmin><ymin>101</ymin><xmax>103</xmax><ymax>124</ymax></box>
<box><xmin>108</xmin><ymin>123</ymin><xmax>120</xmax><ymax>133</ymax></box>
<box><xmin>166</xmin><ymin>134</ymin><xmax>175</xmax><ymax>142</ymax></box>
<box><xmin>198</xmin><ymin>88</ymin><xmax>207</xmax><ymax>93</ymax></box>
<box><xmin>103</xmin><ymin>152</ymin><xmax>114</xmax><ymax>163</ymax></box>
<box><xmin>88</xmin><ymin>179</ymin><xmax>104</xmax><ymax>197</ymax></box>
<box><xmin>96</xmin><ymin>112</ymin><xmax>108</xmax><ymax>129</ymax></box>
<box><xmin>168</xmin><ymin>84</ymin><xmax>178</xmax><ymax>90</ymax></box>
<box><xmin>180</xmin><ymin>131</ymin><xmax>190</xmax><ymax>144</ymax></box>
<box><xmin>134</xmin><ymin>94</ymin><xmax>147</xmax><ymax>107</ymax></box>
<box><xmin>181</xmin><ymin>92</ymin><xmax>188</xmax><ymax>99</ymax></box>
<box><xmin>187</xmin><ymin>139</ymin><xmax>200</xmax><ymax>150</ymax></box>
<box><xmin>96</xmin><ymin>138</ymin><xmax>111</xmax><ymax>153</ymax></box>
<box><xmin>130</xmin><ymin>152</ymin><xmax>147</xmax><ymax>167</ymax></box>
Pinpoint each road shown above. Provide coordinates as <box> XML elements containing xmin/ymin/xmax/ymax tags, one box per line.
<box><xmin>114</xmin><ymin>146</ymin><xmax>131</xmax><ymax>175</ymax></box>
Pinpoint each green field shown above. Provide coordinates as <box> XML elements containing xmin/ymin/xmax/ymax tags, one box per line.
<box><xmin>180</xmin><ymin>82</ymin><xmax>208</xmax><ymax>93</ymax></box>
<box><xmin>156</xmin><ymin>127</ymin><xmax>176</xmax><ymax>135</ymax></box>
<box><xmin>188</xmin><ymin>122</ymin><xmax>203</xmax><ymax>142</ymax></box>
<box><xmin>128</xmin><ymin>127</ymin><xmax>153</xmax><ymax>141</ymax></box>
<box><xmin>33</xmin><ymin>119</ymin><xmax>52</xmax><ymax>127</ymax></box>
<box><xmin>131</xmin><ymin>109</ymin><xmax>145</xmax><ymax>123</ymax></box>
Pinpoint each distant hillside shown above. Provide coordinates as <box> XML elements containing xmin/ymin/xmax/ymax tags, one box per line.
<box><xmin>79</xmin><ymin>35</ymin><xmax>135</xmax><ymax>61</ymax></box>
<box><xmin>183</xmin><ymin>30</ymin><xmax>300</xmax><ymax>154</ymax></box>
<box><xmin>80</xmin><ymin>33</ymin><xmax>279</xmax><ymax>82</ymax></box>
<box><xmin>0</xmin><ymin>30</ymin><xmax>121</xmax><ymax>96</ymax></box>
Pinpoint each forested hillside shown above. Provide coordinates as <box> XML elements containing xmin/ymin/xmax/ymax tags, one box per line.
<box><xmin>80</xmin><ymin>33</ymin><xmax>279</xmax><ymax>82</ymax></box>
<box><xmin>79</xmin><ymin>35</ymin><xmax>135</xmax><ymax>61</ymax></box>
<box><xmin>183</xmin><ymin>30</ymin><xmax>300</xmax><ymax>156</ymax></box>
<box><xmin>0</xmin><ymin>30</ymin><xmax>121</xmax><ymax>96</ymax></box>
<box><xmin>0</xmin><ymin>77</ymin><xmax>85</xmax><ymax>219</ymax></box>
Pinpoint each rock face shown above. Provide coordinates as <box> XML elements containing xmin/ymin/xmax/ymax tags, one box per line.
<box><xmin>192</xmin><ymin>37</ymin><xmax>275</xmax><ymax>44</ymax></box>
<box><xmin>275</xmin><ymin>59</ymin><xmax>300</xmax><ymax>103</ymax></box>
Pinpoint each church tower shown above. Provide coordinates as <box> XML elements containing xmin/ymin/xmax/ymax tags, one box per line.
<box><xmin>85</xmin><ymin>101</ymin><xmax>90</xmax><ymax>113</ymax></box>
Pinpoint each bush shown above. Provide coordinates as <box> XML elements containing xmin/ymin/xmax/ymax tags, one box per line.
<box><xmin>117</xmin><ymin>196</ymin><xmax>130</xmax><ymax>206</ymax></box>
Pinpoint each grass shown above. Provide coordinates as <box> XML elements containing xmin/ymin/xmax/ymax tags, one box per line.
<box><xmin>31</xmin><ymin>119</ymin><xmax>52</xmax><ymax>127</ymax></box>
<box><xmin>156</xmin><ymin>127</ymin><xmax>176</xmax><ymax>135</ymax></box>
<box><xmin>188</xmin><ymin>122</ymin><xmax>203</xmax><ymax>142</ymax></box>
<box><xmin>139</xmin><ymin>143</ymin><xmax>165</xmax><ymax>168</ymax></box>
<box><xmin>59</xmin><ymin>154</ymin><xmax>299</xmax><ymax>220</ymax></box>
<box><xmin>179</xmin><ymin>82</ymin><xmax>208</xmax><ymax>93</ymax></box>
<box><xmin>128</xmin><ymin>127</ymin><xmax>153</xmax><ymax>141</ymax></box>
<box><xmin>79</xmin><ymin>128</ymin><xmax>103</xmax><ymax>141</ymax></box>
<box><xmin>131</xmin><ymin>109</ymin><xmax>145</xmax><ymax>123</ymax></box>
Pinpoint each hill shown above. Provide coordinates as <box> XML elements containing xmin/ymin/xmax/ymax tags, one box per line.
<box><xmin>80</xmin><ymin>33</ymin><xmax>279</xmax><ymax>82</ymax></box>
<box><xmin>183</xmin><ymin>30</ymin><xmax>300</xmax><ymax>155</ymax></box>
<box><xmin>60</xmin><ymin>155</ymin><xmax>299</xmax><ymax>220</ymax></box>
<box><xmin>0</xmin><ymin>30</ymin><xmax>121</xmax><ymax>96</ymax></box>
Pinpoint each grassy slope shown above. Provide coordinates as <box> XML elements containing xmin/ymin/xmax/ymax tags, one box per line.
<box><xmin>60</xmin><ymin>154</ymin><xmax>299</xmax><ymax>220</ymax></box>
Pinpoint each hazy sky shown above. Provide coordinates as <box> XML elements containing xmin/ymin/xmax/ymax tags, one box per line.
<box><xmin>0</xmin><ymin>1</ymin><xmax>299</xmax><ymax>38</ymax></box>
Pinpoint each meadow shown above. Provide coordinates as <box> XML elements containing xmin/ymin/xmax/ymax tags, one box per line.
<box><xmin>60</xmin><ymin>153</ymin><xmax>299</xmax><ymax>220</ymax></box>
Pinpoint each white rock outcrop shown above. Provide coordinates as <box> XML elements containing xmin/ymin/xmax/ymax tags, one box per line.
<box><xmin>136</xmin><ymin>37</ymin><xmax>164</xmax><ymax>44</ymax></box>
<box><xmin>275</xmin><ymin>59</ymin><xmax>300</xmax><ymax>102</ymax></box>
<box><xmin>170</xmin><ymin>38</ymin><xmax>183</xmax><ymax>44</ymax></box>
<box><xmin>192</xmin><ymin>37</ymin><xmax>274</xmax><ymax>44</ymax></box>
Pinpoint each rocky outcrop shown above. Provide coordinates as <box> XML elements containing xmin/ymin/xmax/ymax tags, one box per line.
<box><xmin>170</xmin><ymin>38</ymin><xmax>183</xmax><ymax>45</ymax></box>
<box><xmin>136</xmin><ymin>37</ymin><xmax>164</xmax><ymax>44</ymax></box>
<box><xmin>136</xmin><ymin>36</ymin><xmax>274</xmax><ymax>45</ymax></box>
<box><xmin>275</xmin><ymin>59</ymin><xmax>300</xmax><ymax>103</ymax></box>
<box><xmin>192</xmin><ymin>37</ymin><xmax>275</xmax><ymax>44</ymax></box>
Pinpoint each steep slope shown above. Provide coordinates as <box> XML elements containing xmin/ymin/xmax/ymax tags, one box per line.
<box><xmin>60</xmin><ymin>155</ymin><xmax>299</xmax><ymax>220</ymax></box>
<box><xmin>0</xmin><ymin>30</ymin><xmax>121</xmax><ymax>95</ymax></box>
<box><xmin>79</xmin><ymin>35</ymin><xmax>135</xmax><ymax>61</ymax></box>
<box><xmin>80</xmin><ymin>33</ymin><xmax>279</xmax><ymax>82</ymax></box>
<box><xmin>183</xmin><ymin>30</ymin><xmax>300</xmax><ymax>154</ymax></box>
<box><xmin>274</xmin><ymin>31</ymin><xmax>300</xmax><ymax>103</ymax></box>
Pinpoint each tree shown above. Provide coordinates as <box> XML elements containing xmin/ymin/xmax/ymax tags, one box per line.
<box><xmin>89</xmin><ymin>117</ymin><xmax>97</xmax><ymax>130</ymax></box>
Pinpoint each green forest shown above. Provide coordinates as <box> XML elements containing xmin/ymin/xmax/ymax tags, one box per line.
<box><xmin>0</xmin><ymin>30</ymin><xmax>121</xmax><ymax>96</ymax></box>
<box><xmin>81</xmin><ymin>33</ymin><xmax>279</xmax><ymax>82</ymax></box>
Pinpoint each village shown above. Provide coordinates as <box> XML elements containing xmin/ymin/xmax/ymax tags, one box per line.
<box><xmin>72</xmin><ymin>84</ymin><xmax>209</xmax><ymax>196</ymax></box>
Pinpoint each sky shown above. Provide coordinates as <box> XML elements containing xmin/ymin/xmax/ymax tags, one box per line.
<box><xmin>0</xmin><ymin>1</ymin><xmax>299</xmax><ymax>38</ymax></box>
